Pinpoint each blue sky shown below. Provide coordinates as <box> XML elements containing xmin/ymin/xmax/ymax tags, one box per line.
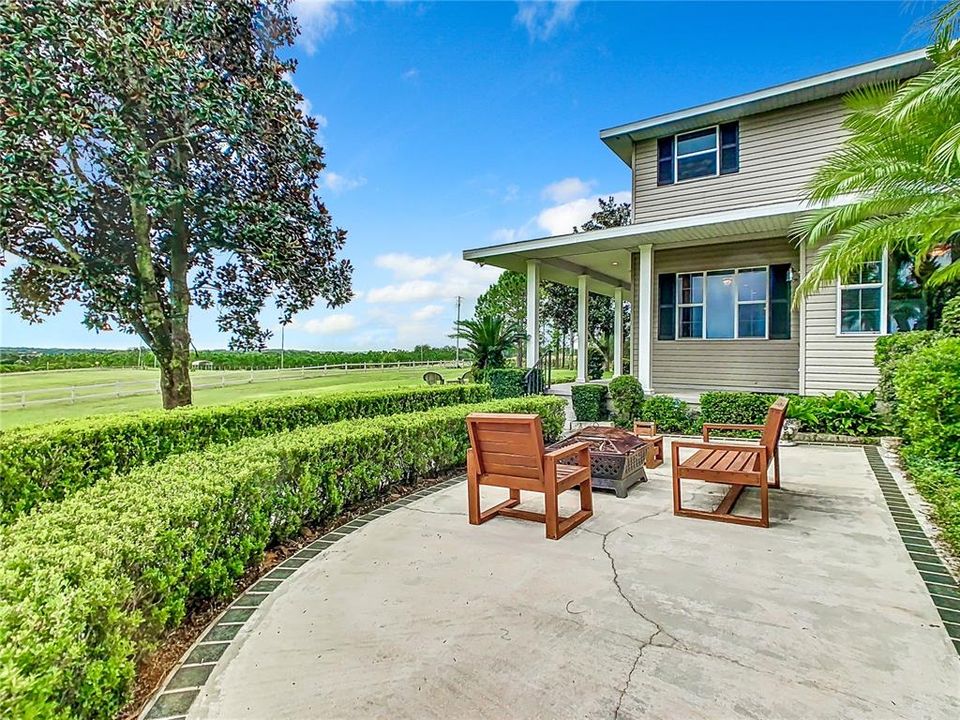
<box><xmin>0</xmin><ymin>0</ymin><xmax>940</xmax><ymax>350</ymax></box>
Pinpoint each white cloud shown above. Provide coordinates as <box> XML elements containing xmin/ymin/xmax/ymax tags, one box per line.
<box><xmin>514</xmin><ymin>1</ymin><xmax>579</xmax><ymax>41</ymax></box>
<box><xmin>401</xmin><ymin>67</ymin><xmax>419</xmax><ymax>81</ymax></box>
<box><xmin>300</xmin><ymin>313</ymin><xmax>358</xmax><ymax>335</ymax></box>
<box><xmin>541</xmin><ymin>176</ymin><xmax>594</xmax><ymax>203</ymax></box>
<box><xmin>490</xmin><ymin>189</ymin><xmax>631</xmax><ymax>241</ymax></box>
<box><xmin>293</xmin><ymin>0</ymin><xmax>350</xmax><ymax>53</ymax></box>
<box><xmin>366</xmin><ymin>253</ymin><xmax>501</xmax><ymax>305</ymax></box>
<box><xmin>412</xmin><ymin>304</ymin><xmax>445</xmax><ymax>321</ymax></box>
<box><xmin>322</xmin><ymin>171</ymin><xmax>366</xmax><ymax>193</ymax></box>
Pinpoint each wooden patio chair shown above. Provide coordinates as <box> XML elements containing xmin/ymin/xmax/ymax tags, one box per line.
<box><xmin>466</xmin><ymin>413</ymin><xmax>594</xmax><ymax>540</ymax></box>
<box><xmin>423</xmin><ymin>371</ymin><xmax>445</xmax><ymax>385</ymax></box>
<box><xmin>454</xmin><ymin>369</ymin><xmax>474</xmax><ymax>384</ymax></box>
<box><xmin>671</xmin><ymin>397</ymin><xmax>789</xmax><ymax>528</ymax></box>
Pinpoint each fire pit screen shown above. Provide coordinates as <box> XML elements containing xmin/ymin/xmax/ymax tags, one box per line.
<box><xmin>548</xmin><ymin>425</ymin><xmax>649</xmax><ymax>498</ymax></box>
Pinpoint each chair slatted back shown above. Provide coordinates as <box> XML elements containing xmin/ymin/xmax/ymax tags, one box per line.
<box><xmin>760</xmin><ymin>397</ymin><xmax>790</xmax><ymax>458</ymax></box>
<box><xmin>466</xmin><ymin>413</ymin><xmax>545</xmax><ymax>483</ymax></box>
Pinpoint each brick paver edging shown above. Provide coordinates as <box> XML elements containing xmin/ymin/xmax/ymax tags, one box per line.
<box><xmin>863</xmin><ymin>447</ymin><xmax>960</xmax><ymax>656</ymax></box>
<box><xmin>139</xmin><ymin>475</ymin><xmax>466</xmax><ymax>720</ymax></box>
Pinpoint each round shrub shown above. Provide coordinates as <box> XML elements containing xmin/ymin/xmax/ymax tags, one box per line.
<box><xmin>608</xmin><ymin>375</ymin><xmax>644</xmax><ymax>427</ymax></box>
<box><xmin>894</xmin><ymin>337</ymin><xmax>960</xmax><ymax>461</ymax></box>
<box><xmin>638</xmin><ymin>395</ymin><xmax>696</xmax><ymax>435</ymax></box>
<box><xmin>699</xmin><ymin>391</ymin><xmax>774</xmax><ymax>426</ymax></box>
<box><xmin>571</xmin><ymin>383</ymin><xmax>607</xmax><ymax>422</ymax></box>
<box><xmin>874</xmin><ymin>330</ymin><xmax>938</xmax><ymax>404</ymax></box>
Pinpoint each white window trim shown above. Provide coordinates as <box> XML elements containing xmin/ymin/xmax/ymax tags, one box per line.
<box><xmin>674</xmin><ymin>125</ymin><xmax>720</xmax><ymax>184</ymax></box>
<box><xmin>675</xmin><ymin>266</ymin><xmax>770</xmax><ymax>341</ymax></box>
<box><xmin>835</xmin><ymin>254</ymin><xmax>888</xmax><ymax>337</ymax></box>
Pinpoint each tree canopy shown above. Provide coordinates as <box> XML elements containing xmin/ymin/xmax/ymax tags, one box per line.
<box><xmin>794</xmin><ymin>5</ymin><xmax>960</xmax><ymax>316</ymax></box>
<box><xmin>0</xmin><ymin>0</ymin><xmax>353</xmax><ymax>407</ymax></box>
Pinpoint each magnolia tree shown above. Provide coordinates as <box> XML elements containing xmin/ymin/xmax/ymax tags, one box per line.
<box><xmin>0</xmin><ymin>0</ymin><xmax>353</xmax><ymax>408</ymax></box>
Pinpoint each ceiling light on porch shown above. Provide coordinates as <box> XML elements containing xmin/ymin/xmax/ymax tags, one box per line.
<box><xmin>611</xmin><ymin>261</ymin><xmax>619</xmax><ymax>266</ymax></box>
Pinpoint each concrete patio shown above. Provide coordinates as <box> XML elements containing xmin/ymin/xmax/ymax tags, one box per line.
<box><xmin>175</xmin><ymin>441</ymin><xmax>958</xmax><ymax>720</ymax></box>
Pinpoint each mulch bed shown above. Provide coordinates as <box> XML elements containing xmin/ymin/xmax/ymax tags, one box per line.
<box><xmin>118</xmin><ymin>470</ymin><xmax>464</xmax><ymax>720</ymax></box>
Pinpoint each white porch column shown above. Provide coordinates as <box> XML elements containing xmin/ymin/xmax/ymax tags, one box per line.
<box><xmin>525</xmin><ymin>259</ymin><xmax>541</xmax><ymax>368</ymax></box>
<box><xmin>613</xmin><ymin>286</ymin><xmax>624</xmax><ymax>377</ymax></box>
<box><xmin>636</xmin><ymin>244</ymin><xmax>653</xmax><ymax>391</ymax></box>
<box><xmin>576</xmin><ymin>274</ymin><xmax>589</xmax><ymax>383</ymax></box>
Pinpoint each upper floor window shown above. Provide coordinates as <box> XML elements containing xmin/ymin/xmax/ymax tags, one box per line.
<box><xmin>657</xmin><ymin>122</ymin><xmax>739</xmax><ymax>185</ymax></box>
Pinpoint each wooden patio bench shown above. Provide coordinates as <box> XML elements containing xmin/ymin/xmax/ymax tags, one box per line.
<box><xmin>671</xmin><ymin>397</ymin><xmax>789</xmax><ymax>528</ymax></box>
<box><xmin>466</xmin><ymin>413</ymin><xmax>594</xmax><ymax>540</ymax></box>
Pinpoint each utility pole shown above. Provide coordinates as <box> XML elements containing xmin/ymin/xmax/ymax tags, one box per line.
<box><xmin>280</xmin><ymin>322</ymin><xmax>285</xmax><ymax>370</ymax></box>
<box><xmin>455</xmin><ymin>295</ymin><xmax>463</xmax><ymax>368</ymax></box>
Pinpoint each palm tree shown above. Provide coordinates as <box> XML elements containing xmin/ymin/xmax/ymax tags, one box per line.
<box><xmin>454</xmin><ymin>315</ymin><xmax>527</xmax><ymax>373</ymax></box>
<box><xmin>793</xmin><ymin>7</ymin><xmax>960</xmax><ymax>305</ymax></box>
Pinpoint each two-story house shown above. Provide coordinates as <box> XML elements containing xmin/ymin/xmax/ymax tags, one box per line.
<box><xmin>462</xmin><ymin>49</ymin><xmax>932</xmax><ymax>397</ymax></box>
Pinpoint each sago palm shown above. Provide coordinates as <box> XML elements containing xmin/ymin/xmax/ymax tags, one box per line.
<box><xmin>793</xmin><ymin>10</ymin><xmax>960</xmax><ymax>299</ymax></box>
<box><xmin>454</xmin><ymin>315</ymin><xmax>526</xmax><ymax>371</ymax></box>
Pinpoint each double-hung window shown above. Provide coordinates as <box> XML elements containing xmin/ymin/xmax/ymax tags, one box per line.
<box><xmin>657</xmin><ymin>122</ymin><xmax>739</xmax><ymax>185</ymax></box>
<box><xmin>837</xmin><ymin>259</ymin><xmax>884</xmax><ymax>335</ymax></box>
<box><xmin>673</xmin><ymin>267</ymin><xmax>770</xmax><ymax>339</ymax></box>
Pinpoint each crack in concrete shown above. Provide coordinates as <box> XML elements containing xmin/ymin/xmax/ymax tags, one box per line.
<box><xmin>613</xmin><ymin>650</ymin><xmax>642</xmax><ymax>719</ymax></box>
<box><xmin>400</xmin><ymin>506</ymin><xmax>463</xmax><ymax>518</ymax></box>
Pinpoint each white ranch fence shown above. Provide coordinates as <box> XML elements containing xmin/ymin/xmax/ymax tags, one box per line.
<box><xmin>0</xmin><ymin>360</ymin><xmax>460</xmax><ymax>411</ymax></box>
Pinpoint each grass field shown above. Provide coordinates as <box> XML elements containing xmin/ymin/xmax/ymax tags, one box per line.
<box><xmin>0</xmin><ymin>365</ymin><xmax>467</xmax><ymax>429</ymax></box>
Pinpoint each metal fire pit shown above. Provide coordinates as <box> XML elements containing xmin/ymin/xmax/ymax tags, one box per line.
<box><xmin>548</xmin><ymin>426</ymin><xmax>649</xmax><ymax>498</ymax></box>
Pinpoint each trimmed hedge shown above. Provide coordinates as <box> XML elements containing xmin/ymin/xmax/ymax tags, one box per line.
<box><xmin>0</xmin><ymin>384</ymin><xmax>491</xmax><ymax>524</ymax></box>
<box><xmin>894</xmin><ymin>337</ymin><xmax>960</xmax><ymax>462</ymax></box>
<box><xmin>874</xmin><ymin>330</ymin><xmax>938</xmax><ymax>404</ymax></box>
<box><xmin>700</xmin><ymin>391</ymin><xmax>773</xmax><ymax>427</ymax></box>
<box><xmin>571</xmin><ymin>383</ymin><xmax>607</xmax><ymax>421</ymax></box>
<box><xmin>0</xmin><ymin>395</ymin><xmax>565</xmax><ymax>719</ymax></box>
<box><xmin>486</xmin><ymin>368</ymin><xmax>528</xmax><ymax>398</ymax></box>
<box><xmin>608</xmin><ymin>375</ymin><xmax>644</xmax><ymax>428</ymax></box>
<box><xmin>638</xmin><ymin>395</ymin><xmax>697</xmax><ymax>435</ymax></box>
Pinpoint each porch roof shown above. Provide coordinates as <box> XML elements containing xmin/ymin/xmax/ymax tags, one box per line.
<box><xmin>462</xmin><ymin>200</ymin><xmax>809</xmax><ymax>296</ymax></box>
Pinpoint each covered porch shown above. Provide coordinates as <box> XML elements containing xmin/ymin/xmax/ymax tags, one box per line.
<box><xmin>463</xmin><ymin>201</ymin><xmax>810</xmax><ymax>391</ymax></box>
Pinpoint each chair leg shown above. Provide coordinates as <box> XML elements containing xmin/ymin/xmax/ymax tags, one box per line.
<box><xmin>467</xmin><ymin>458</ymin><xmax>481</xmax><ymax>526</ymax></box>
<box><xmin>671</xmin><ymin>442</ymin><xmax>683</xmax><ymax>516</ymax></box>
<box><xmin>579</xmin><ymin>478</ymin><xmax>593</xmax><ymax>513</ymax></box>
<box><xmin>759</xmin><ymin>454</ymin><xmax>770</xmax><ymax>528</ymax></box>
<box><xmin>544</xmin><ymin>484</ymin><xmax>560</xmax><ymax>540</ymax></box>
<box><xmin>771</xmin><ymin>448</ymin><xmax>781</xmax><ymax>489</ymax></box>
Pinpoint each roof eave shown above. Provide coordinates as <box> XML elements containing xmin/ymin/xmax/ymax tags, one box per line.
<box><xmin>599</xmin><ymin>49</ymin><xmax>931</xmax><ymax>166</ymax></box>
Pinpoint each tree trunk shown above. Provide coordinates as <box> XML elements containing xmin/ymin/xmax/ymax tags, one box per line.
<box><xmin>159</xmin><ymin>341</ymin><xmax>192</xmax><ymax>409</ymax></box>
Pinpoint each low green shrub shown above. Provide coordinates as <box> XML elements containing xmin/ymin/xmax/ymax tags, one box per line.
<box><xmin>900</xmin><ymin>447</ymin><xmax>960</xmax><ymax>555</ymax></box>
<box><xmin>894</xmin><ymin>337</ymin><xmax>960</xmax><ymax>462</ymax></box>
<box><xmin>587</xmin><ymin>349</ymin><xmax>604</xmax><ymax>380</ymax></box>
<box><xmin>486</xmin><ymin>368</ymin><xmax>528</xmax><ymax>398</ymax></box>
<box><xmin>789</xmin><ymin>391</ymin><xmax>887</xmax><ymax>437</ymax></box>
<box><xmin>940</xmin><ymin>295</ymin><xmax>960</xmax><ymax>337</ymax></box>
<box><xmin>874</xmin><ymin>330</ymin><xmax>938</xmax><ymax>403</ymax></box>
<box><xmin>699</xmin><ymin>391</ymin><xmax>775</xmax><ymax>427</ymax></box>
<box><xmin>0</xmin><ymin>384</ymin><xmax>491</xmax><ymax>525</ymax></box>
<box><xmin>638</xmin><ymin>395</ymin><xmax>697</xmax><ymax>435</ymax></box>
<box><xmin>608</xmin><ymin>375</ymin><xmax>644</xmax><ymax>427</ymax></box>
<box><xmin>0</xmin><ymin>395</ymin><xmax>564</xmax><ymax>719</ymax></box>
<box><xmin>571</xmin><ymin>383</ymin><xmax>607</xmax><ymax>422</ymax></box>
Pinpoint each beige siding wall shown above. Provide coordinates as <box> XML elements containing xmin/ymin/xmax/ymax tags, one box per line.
<box><xmin>632</xmin><ymin>97</ymin><xmax>848</xmax><ymax>223</ymax></box>
<box><xmin>802</xmin><ymin>247</ymin><xmax>880</xmax><ymax>394</ymax></box>
<box><xmin>632</xmin><ymin>237</ymin><xmax>801</xmax><ymax>396</ymax></box>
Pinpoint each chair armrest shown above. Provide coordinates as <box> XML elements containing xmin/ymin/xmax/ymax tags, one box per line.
<box><xmin>672</xmin><ymin>440</ymin><xmax>767</xmax><ymax>455</ymax></box>
<box><xmin>702</xmin><ymin>423</ymin><xmax>765</xmax><ymax>441</ymax></box>
<box><xmin>544</xmin><ymin>441</ymin><xmax>592</xmax><ymax>463</ymax></box>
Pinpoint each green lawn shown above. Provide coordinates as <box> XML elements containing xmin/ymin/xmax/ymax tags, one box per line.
<box><xmin>0</xmin><ymin>366</ymin><xmax>467</xmax><ymax>429</ymax></box>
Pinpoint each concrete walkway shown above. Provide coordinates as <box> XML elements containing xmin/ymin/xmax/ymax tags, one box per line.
<box><xmin>186</xmin><ymin>442</ymin><xmax>959</xmax><ymax>719</ymax></box>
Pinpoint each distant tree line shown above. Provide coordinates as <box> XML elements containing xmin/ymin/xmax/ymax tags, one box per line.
<box><xmin>0</xmin><ymin>345</ymin><xmax>463</xmax><ymax>373</ymax></box>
